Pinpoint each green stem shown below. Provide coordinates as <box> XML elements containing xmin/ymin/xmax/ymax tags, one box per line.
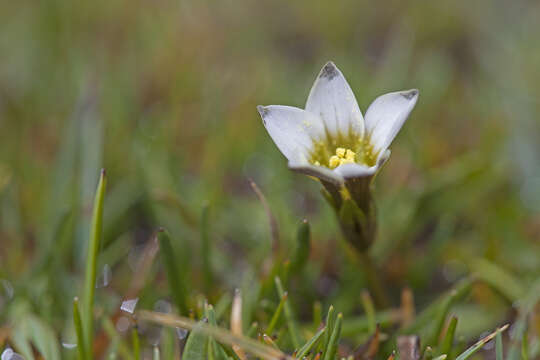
<box><xmin>357</xmin><ymin>251</ymin><xmax>389</xmax><ymax>309</ymax></box>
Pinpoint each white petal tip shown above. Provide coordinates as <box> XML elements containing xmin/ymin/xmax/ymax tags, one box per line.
<box><xmin>257</xmin><ymin>105</ymin><xmax>269</xmax><ymax>124</ymax></box>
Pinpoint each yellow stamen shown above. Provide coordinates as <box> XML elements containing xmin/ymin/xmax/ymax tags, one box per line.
<box><xmin>329</xmin><ymin>155</ymin><xmax>341</xmax><ymax>169</ymax></box>
<box><xmin>328</xmin><ymin>147</ymin><xmax>358</xmax><ymax>168</ymax></box>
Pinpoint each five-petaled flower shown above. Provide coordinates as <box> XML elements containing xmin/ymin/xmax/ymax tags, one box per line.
<box><xmin>257</xmin><ymin>61</ymin><xmax>418</xmax><ymax>185</ymax></box>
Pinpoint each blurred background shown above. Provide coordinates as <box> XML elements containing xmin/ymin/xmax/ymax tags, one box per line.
<box><xmin>1</xmin><ymin>0</ymin><xmax>539</xmax><ymax>357</ymax></box>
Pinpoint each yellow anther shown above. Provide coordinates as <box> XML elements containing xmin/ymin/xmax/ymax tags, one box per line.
<box><xmin>345</xmin><ymin>149</ymin><xmax>356</xmax><ymax>161</ymax></box>
<box><xmin>336</xmin><ymin>147</ymin><xmax>346</xmax><ymax>158</ymax></box>
<box><xmin>341</xmin><ymin>158</ymin><xmax>354</xmax><ymax>165</ymax></box>
<box><xmin>314</xmin><ymin>161</ymin><xmax>320</xmax><ymax>166</ymax></box>
<box><xmin>329</xmin><ymin>155</ymin><xmax>341</xmax><ymax>169</ymax></box>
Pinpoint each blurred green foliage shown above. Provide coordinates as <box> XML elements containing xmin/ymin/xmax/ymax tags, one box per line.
<box><xmin>1</xmin><ymin>0</ymin><xmax>539</xmax><ymax>358</ymax></box>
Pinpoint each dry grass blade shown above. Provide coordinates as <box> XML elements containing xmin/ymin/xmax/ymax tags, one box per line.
<box><xmin>231</xmin><ymin>289</ymin><xmax>247</xmax><ymax>360</ymax></box>
<box><xmin>353</xmin><ymin>323</ymin><xmax>380</xmax><ymax>360</ymax></box>
<box><xmin>400</xmin><ymin>287</ymin><xmax>415</xmax><ymax>327</ymax></box>
<box><xmin>138</xmin><ymin>310</ymin><xmax>293</xmax><ymax>360</ymax></box>
<box><xmin>397</xmin><ymin>335</ymin><xmax>420</xmax><ymax>360</ymax></box>
<box><xmin>249</xmin><ymin>178</ymin><xmax>279</xmax><ymax>255</ymax></box>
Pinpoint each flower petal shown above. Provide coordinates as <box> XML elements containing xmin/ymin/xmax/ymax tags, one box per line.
<box><xmin>333</xmin><ymin>163</ymin><xmax>378</xmax><ymax>179</ymax></box>
<box><xmin>258</xmin><ymin>105</ymin><xmax>325</xmax><ymax>163</ymax></box>
<box><xmin>305</xmin><ymin>62</ymin><xmax>364</xmax><ymax>137</ymax></box>
<box><xmin>376</xmin><ymin>149</ymin><xmax>391</xmax><ymax>168</ymax></box>
<box><xmin>364</xmin><ymin>89</ymin><xmax>419</xmax><ymax>153</ymax></box>
<box><xmin>289</xmin><ymin>161</ymin><xmax>344</xmax><ymax>185</ymax></box>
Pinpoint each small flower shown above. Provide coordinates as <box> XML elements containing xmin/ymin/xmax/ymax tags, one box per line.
<box><xmin>257</xmin><ymin>61</ymin><xmax>418</xmax><ymax>185</ymax></box>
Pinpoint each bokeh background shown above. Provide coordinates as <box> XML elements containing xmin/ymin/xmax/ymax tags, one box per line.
<box><xmin>1</xmin><ymin>0</ymin><xmax>539</xmax><ymax>357</ymax></box>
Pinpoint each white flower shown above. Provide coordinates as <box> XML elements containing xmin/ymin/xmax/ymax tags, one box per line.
<box><xmin>257</xmin><ymin>61</ymin><xmax>418</xmax><ymax>185</ymax></box>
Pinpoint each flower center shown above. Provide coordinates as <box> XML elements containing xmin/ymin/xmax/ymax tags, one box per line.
<box><xmin>328</xmin><ymin>147</ymin><xmax>356</xmax><ymax>168</ymax></box>
<box><xmin>309</xmin><ymin>134</ymin><xmax>377</xmax><ymax>169</ymax></box>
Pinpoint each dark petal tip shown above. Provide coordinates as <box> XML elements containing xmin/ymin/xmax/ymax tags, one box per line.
<box><xmin>401</xmin><ymin>89</ymin><xmax>419</xmax><ymax>100</ymax></box>
<box><xmin>320</xmin><ymin>61</ymin><xmax>339</xmax><ymax>80</ymax></box>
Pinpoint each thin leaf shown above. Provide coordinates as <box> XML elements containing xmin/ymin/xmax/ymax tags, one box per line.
<box><xmin>157</xmin><ymin>228</ymin><xmax>188</xmax><ymax>314</ymax></box>
<box><xmin>73</xmin><ymin>297</ymin><xmax>87</xmax><ymax>360</ymax></box>
<box><xmin>521</xmin><ymin>333</ymin><xmax>529</xmax><ymax>360</ymax></box>
<box><xmin>342</xmin><ymin>310</ymin><xmax>401</xmax><ymax>337</ymax></box>
<box><xmin>296</xmin><ymin>327</ymin><xmax>326</xmax><ymax>359</ymax></box>
<box><xmin>201</xmin><ymin>205</ymin><xmax>213</xmax><ymax>293</ymax></box>
<box><xmin>455</xmin><ymin>324</ymin><xmax>509</xmax><ymax>360</ymax></box>
<box><xmin>313</xmin><ymin>301</ymin><xmax>322</xmax><ymax>330</ymax></box>
<box><xmin>138</xmin><ymin>310</ymin><xmax>293</xmax><ymax>360</ymax></box>
<box><xmin>507</xmin><ymin>279</ymin><xmax>540</xmax><ymax>360</ymax></box>
<box><xmin>320</xmin><ymin>306</ymin><xmax>336</xmax><ymax>354</ymax></box>
<box><xmin>360</xmin><ymin>290</ymin><xmax>376</xmax><ymax>335</ymax></box>
<box><xmin>290</xmin><ymin>219</ymin><xmax>310</xmax><ymax>273</ymax></box>
<box><xmin>401</xmin><ymin>278</ymin><xmax>472</xmax><ymax>335</ymax></box>
<box><xmin>249</xmin><ymin>179</ymin><xmax>279</xmax><ymax>256</ymax></box>
<box><xmin>274</xmin><ymin>276</ymin><xmax>301</xmax><ymax>349</ymax></box>
<box><xmin>322</xmin><ymin>313</ymin><xmax>343</xmax><ymax>360</ymax></box>
<box><xmin>206</xmin><ymin>305</ymin><xmax>230</xmax><ymax>360</ymax></box>
<box><xmin>425</xmin><ymin>297</ymin><xmax>454</xmax><ymax>350</ymax></box>
<box><xmin>132</xmin><ymin>328</ymin><xmax>140</xmax><ymax>360</ymax></box>
<box><xmin>495</xmin><ymin>331</ymin><xmax>503</xmax><ymax>360</ymax></box>
<box><xmin>265</xmin><ymin>292</ymin><xmax>288</xmax><ymax>335</ymax></box>
<box><xmin>82</xmin><ymin>169</ymin><xmax>107</xmax><ymax>356</ymax></box>
<box><xmin>183</xmin><ymin>321</ymin><xmax>209</xmax><ymax>360</ymax></box>
<box><xmin>471</xmin><ymin>259</ymin><xmax>526</xmax><ymax>302</ymax></box>
<box><xmin>437</xmin><ymin>316</ymin><xmax>458</xmax><ymax>360</ymax></box>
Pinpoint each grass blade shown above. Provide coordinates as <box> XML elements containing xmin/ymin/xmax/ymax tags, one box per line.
<box><xmin>426</xmin><ymin>297</ymin><xmax>454</xmax><ymax>349</ymax></box>
<box><xmin>402</xmin><ymin>278</ymin><xmax>472</xmax><ymax>335</ymax></box>
<box><xmin>361</xmin><ymin>290</ymin><xmax>376</xmax><ymax>334</ymax></box>
<box><xmin>438</xmin><ymin>316</ymin><xmax>458</xmax><ymax>359</ymax></box>
<box><xmin>82</xmin><ymin>169</ymin><xmax>106</xmax><ymax>358</ymax></box>
<box><xmin>455</xmin><ymin>324</ymin><xmax>508</xmax><ymax>360</ymax></box>
<box><xmin>157</xmin><ymin>228</ymin><xmax>188</xmax><ymax>314</ymax></box>
<box><xmin>290</xmin><ymin>219</ymin><xmax>310</xmax><ymax>273</ymax></box>
<box><xmin>138</xmin><ymin>310</ymin><xmax>293</xmax><ymax>360</ymax></box>
<box><xmin>265</xmin><ymin>292</ymin><xmax>288</xmax><ymax>335</ymax></box>
<box><xmin>73</xmin><ymin>297</ymin><xmax>87</xmax><ymax>360</ymax></box>
<box><xmin>471</xmin><ymin>259</ymin><xmax>525</xmax><ymax>303</ymax></box>
<box><xmin>495</xmin><ymin>331</ymin><xmax>503</xmax><ymax>360</ymax></box>
<box><xmin>296</xmin><ymin>327</ymin><xmax>326</xmax><ymax>359</ymax></box>
<box><xmin>322</xmin><ymin>313</ymin><xmax>343</xmax><ymax>360</ymax></box>
<box><xmin>274</xmin><ymin>276</ymin><xmax>301</xmax><ymax>349</ymax></box>
<box><xmin>249</xmin><ymin>179</ymin><xmax>279</xmax><ymax>256</ymax></box>
<box><xmin>320</xmin><ymin>306</ymin><xmax>336</xmax><ymax>354</ymax></box>
<box><xmin>200</xmin><ymin>205</ymin><xmax>213</xmax><ymax>293</ymax></box>
<box><xmin>131</xmin><ymin>328</ymin><xmax>140</xmax><ymax>360</ymax></box>
<box><xmin>313</xmin><ymin>301</ymin><xmax>322</xmax><ymax>330</ymax></box>
<box><xmin>521</xmin><ymin>333</ymin><xmax>528</xmax><ymax>360</ymax></box>
<box><xmin>183</xmin><ymin>320</ymin><xmax>209</xmax><ymax>360</ymax></box>
<box><xmin>206</xmin><ymin>305</ymin><xmax>230</xmax><ymax>360</ymax></box>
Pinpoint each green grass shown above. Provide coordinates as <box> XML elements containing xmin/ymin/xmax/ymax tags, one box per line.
<box><xmin>1</xmin><ymin>0</ymin><xmax>540</xmax><ymax>359</ymax></box>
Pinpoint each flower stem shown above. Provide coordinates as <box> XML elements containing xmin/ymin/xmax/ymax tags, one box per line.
<box><xmin>357</xmin><ymin>251</ymin><xmax>390</xmax><ymax>309</ymax></box>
